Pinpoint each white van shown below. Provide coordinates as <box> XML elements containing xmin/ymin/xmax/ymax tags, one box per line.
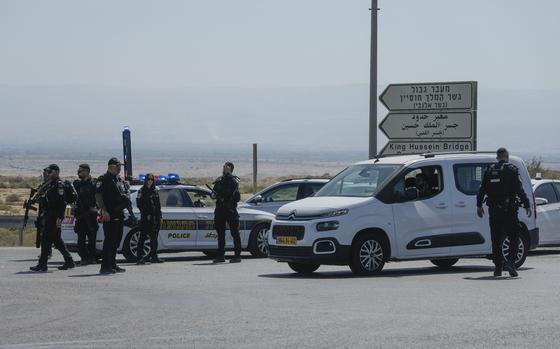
<box><xmin>268</xmin><ymin>152</ymin><xmax>538</xmax><ymax>275</ymax></box>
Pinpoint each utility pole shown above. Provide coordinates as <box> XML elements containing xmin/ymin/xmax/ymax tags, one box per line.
<box><xmin>369</xmin><ymin>0</ymin><xmax>379</xmax><ymax>159</ymax></box>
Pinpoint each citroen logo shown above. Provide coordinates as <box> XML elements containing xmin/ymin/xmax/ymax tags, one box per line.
<box><xmin>288</xmin><ymin>210</ymin><xmax>297</xmax><ymax>220</ymax></box>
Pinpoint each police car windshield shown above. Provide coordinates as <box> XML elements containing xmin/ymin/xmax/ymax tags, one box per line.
<box><xmin>315</xmin><ymin>164</ymin><xmax>401</xmax><ymax>197</ymax></box>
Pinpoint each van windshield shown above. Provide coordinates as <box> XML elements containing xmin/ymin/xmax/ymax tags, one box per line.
<box><xmin>315</xmin><ymin>164</ymin><xmax>401</xmax><ymax>197</ymax></box>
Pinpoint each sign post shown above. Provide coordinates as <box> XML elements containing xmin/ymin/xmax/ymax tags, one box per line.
<box><xmin>378</xmin><ymin>81</ymin><xmax>477</xmax><ymax>156</ymax></box>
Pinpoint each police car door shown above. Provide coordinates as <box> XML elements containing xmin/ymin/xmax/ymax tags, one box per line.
<box><xmin>390</xmin><ymin>164</ymin><xmax>454</xmax><ymax>258</ymax></box>
<box><xmin>157</xmin><ymin>188</ymin><xmax>197</xmax><ymax>248</ymax></box>
<box><xmin>449</xmin><ymin>161</ymin><xmax>492</xmax><ymax>255</ymax></box>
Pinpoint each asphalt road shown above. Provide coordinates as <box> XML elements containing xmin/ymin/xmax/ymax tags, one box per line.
<box><xmin>1</xmin><ymin>248</ymin><xmax>560</xmax><ymax>349</ymax></box>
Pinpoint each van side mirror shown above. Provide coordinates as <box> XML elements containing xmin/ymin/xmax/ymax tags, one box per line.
<box><xmin>254</xmin><ymin>195</ymin><xmax>263</xmax><ymax>204</ymax></box>
<box><xmin>535</xmin><ymin>197</ymin><xmax>549</xmax><ymax>206</ymax></box>
<box><xmin>404</xmin><ymin>187</ymin><xmax>419</xmax><ymax>201</ymax></box>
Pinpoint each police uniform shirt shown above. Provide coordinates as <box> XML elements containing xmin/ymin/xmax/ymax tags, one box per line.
<box><xmin>43</xmin><ymin>180</ymin><xmax>67</xmax><ymax>220</ymax></box>
<box><xmin>73</xmin><ymin>177</ymin><xmax>97</xmax><ymax>215</ymax></box>
<box><xmin>136</xmin><ymin>186</ymin><xmax>162</xmax><ymax>219</ymax></box>
<box><xmin>477</xmin><ymin>160</ymin><xmax>530</xmax><ymax>208</ymax></box>
<box><xmin>212</xmin><ymin>175</ymin><xmax>241</xmax><ymax>209</ymax></box>
<box><xmin>96</xmin><ymin>172</ymin><xmax>129</xmax><ymax>219</ymax></box>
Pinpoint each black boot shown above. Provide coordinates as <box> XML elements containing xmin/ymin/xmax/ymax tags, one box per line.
<box><xmin>213</xmin><ymin>256</ymin><xmax>226</xmax><ymax>263</ymax></box>
<box><xmin>230</xmin><ymin>256</ymin><xmax>242</xmax><ymax>263</ymax></box>
<box><xmin>58</xmin><ymin>257</ymin><xmax>75</xmax><ymax>270</ymax></box>
<box><xmin>151</xmin><ymin>255</ymin><xmax>164</xmax><ymax>263</ymax></box>
<box><xmin>30</xmin><ymin>265</ymin><xmax>47</xmax><ymax>272</ymax></box>
<box><xmin>493</xmin><ymin>263</ymin><xmax>502</xmax><ymax>277</ymax></box>
<box><xmin>504</xmin><ymin>263</ymin><xmax>518</xmax><ymax>277</ymax></box>
<box><xmin>136</xmin><ymin>257</ymin><xmax>146</xmax><ymax>265</ymax></box>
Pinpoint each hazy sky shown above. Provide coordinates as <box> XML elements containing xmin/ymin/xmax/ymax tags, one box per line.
<box><xmin>1</xmin><ymin>0</ymin><xmax>559</xmax><ymax>89</ymax></box>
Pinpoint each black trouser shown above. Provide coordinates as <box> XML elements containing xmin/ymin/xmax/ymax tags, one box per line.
<box><xmin>38</xmin><ymin>216</ymin><xmax>72</xmax><ymax>267</ymax></box>
<box><xmin>75</xmin><ymin>213</ymin><xmax>99</xmax><ymax>261</ymax></box>
<box><xmin>35</xmin><ymin>216</ymin><xmax>51</xmax><ymax>256</ymax></box>
<box><xmin>215</xmin><ymin>208</ymin><xmax>241</xmax><ymax>257</ymax></box>
<box><xmin>489</xmin><ymin>207</ymin><xmax>520</xmax><ymax>270</ymax></box>
<box><xmin>137</xmin><ymin>217</ymin><xmax>160</xmax><ymax>259</ymax></box>
<box><xmin>101</xmin><ymin>219</ymin><xmax>124</xmax><ymax>270</ymax></box>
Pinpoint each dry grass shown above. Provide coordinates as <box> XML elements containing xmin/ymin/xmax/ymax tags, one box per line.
<box><xmin>0</xmin><ymin>228</ymin><xmax>36</xmax><ymax>247</ymax></box>
<box><xmin>526</xmin><ymin>158</ymin><xmax>560</xmax><ymax>179</ymax></box>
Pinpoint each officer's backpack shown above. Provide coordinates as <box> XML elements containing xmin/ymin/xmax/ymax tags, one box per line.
<box><xmin>63</xmin><ymin>180</ymin><xmax>78</xmax><ymax>204</ymax></box>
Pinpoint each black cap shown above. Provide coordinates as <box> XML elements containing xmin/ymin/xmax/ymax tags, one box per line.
<box><xmin>108</xmin><ymin>157</ymin><xmax>122</xmax><ymax>166</ymax></box>
<box><xmin>47</xmin><ymin>164</ymin><xmax>60</xmax><ymax>172</ymax></box>
<box><xmin>78</xmin><ymin>163</ymin><xmax>90</xmax><ymax>171</ymax></box>
<box><xmin>224</xmin><ymin>162</ymin><xmax>234</xmax><ymax>171</ymax></box>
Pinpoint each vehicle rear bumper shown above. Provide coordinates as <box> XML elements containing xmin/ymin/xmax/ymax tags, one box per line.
<box><xmin>528</xmin><ymin>227</ymin><xmax>539</xmax><ymax>250</ymax></box>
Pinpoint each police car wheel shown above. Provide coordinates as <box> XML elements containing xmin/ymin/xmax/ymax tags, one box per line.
<box><xmin>502</xmin><ymin>235</ymin><xmax>528</xmax><ymax>269</ymax></box>
<box><xmin>248</xmin><ymin>223</ymin><xmax>270</xmax><ymax>258</ymax></box>
<box><xmin>288</xmin><ymin>262</ymin><xmax>319</xmax><ymax>274</ymax></box>
<box><xmin>350</xmin><ymin>234</ymin><xmax>386</xmax><ymax>276</ymax></box>
<box><xmin>430</xmin><ymin>258</ymin><xmax>459</xmax><ymax>268</ymax></box>
<box><xmin>123</xmin><ymin>228</ymin><xmax>151</xmax><ymax>263</ymax></box>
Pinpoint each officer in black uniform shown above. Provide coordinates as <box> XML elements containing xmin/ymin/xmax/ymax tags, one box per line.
<box><xmin>477</xmin><ymin>148</ymin><xmax>532</xmax><ymax>277</ymax></box>
<box><xmin>212</xmin><ymin>162</ymin><xmax>242</xmax><ymax>263</ymax></box>
<box><xmin>73</xmin><ymin>163</ymin><xmax>99</xmax><ymax>265</ymax></box>
<box><xmin>136</xmin><ymin>173</ymin><xmax>163</xmax><ymax>264</ymax></box>
<box><xmin>34</xmin><ymin>167</ymin><xmax>51</xmax><ymax>256</ymax></box>
<box><xmin>96</xmin><ymin>157</ymin><xmax>136</xmax><ymax>275</ymax></box>
<box><xmin>30</xmin><ymin>164</ymin><xmax>75</xmax><ymax>272</ymax></box>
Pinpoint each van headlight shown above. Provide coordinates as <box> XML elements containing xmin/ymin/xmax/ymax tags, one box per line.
<box><xmin>321</xmin><ymin>209</ymin><xmax>349</xmax><ymax>218</ymax></box>
<box><xmin>316</xmin><ymin>221</ymin><xmax>340</xmax><ymax>231</ymax></box>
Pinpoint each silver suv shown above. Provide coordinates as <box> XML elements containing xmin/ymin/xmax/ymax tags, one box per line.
<box><xmin>239</xmin><ymin>178</ymin><xmax>329</xmax><ymax>214</ymax></box>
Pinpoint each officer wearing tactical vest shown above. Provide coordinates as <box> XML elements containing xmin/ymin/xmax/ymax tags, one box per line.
<box><xmin>96</xmin><ymin>157</ymin><xmax>136</xmax><ymax>275</ymax></box>
<box><xmin>477</xmin><ymin>148</ymin><xmax>531</xmax><ymax>277</ymax></box>
<box><xmin>30</xmin><ymin>164</ymin><xmax>75</xmax><ymax>272</ymax></box>
<box><xmin>136</xmin><ymin>173</ymin><xmax>163</xmax><ymax>264</ymax></box>
<box><xmin>211</xmin><ymin>162</ymin><xmax>242</xmax><ymax>263</ymax></box>
<box><xmin>73</xmin><ymin>163</ymin><xmax>99</xmax><ymax>265</ymax></box>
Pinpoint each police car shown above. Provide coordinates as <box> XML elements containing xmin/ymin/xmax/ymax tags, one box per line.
<box><xmin>532</xmin><ymin>178</ymin><xmax>560</xmax><ymax>246</ymax></box>
<box><xmin>239</xmin><ymin>178</ymin><xmax>329</xmax><ymax>214</ymax></box>
<box><xmin>61</xmin><ymin>174</ymin><xmax>274</xmax><ymax>262</ymax></box>
<box><xmin>268</xmin><ymin>152</ymin><xmax>539</xmax><ymax>275</ymax></box>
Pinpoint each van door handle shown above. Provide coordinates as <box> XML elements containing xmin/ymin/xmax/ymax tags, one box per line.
<box><xmin>455</xmin><ymin>202</ymin><xmax>467</xmax><ymax>208</ymax></box>
<box><xmin>435</xmin><ymin>203</ymin><xmax>448</xmax><ymax>209</ymax></box>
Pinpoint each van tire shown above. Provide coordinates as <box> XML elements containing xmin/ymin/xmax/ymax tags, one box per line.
<box><xmin>430</xmin><ymin>258</ymin><xmax>459</xmax><ymax>268</ymax></box>
<box><xmin>248</xmin><ymin>222</ymin><xmax>271</xmax><ymax>258</ymax></box>
<box><xmin>288</xmin><ymin>262</ymin><xmax>319</xmax><ymax>274</ymax></box>
<box><xmin>350</xmin><ymin>233</ymin><xmax>386</xmax><ymax>276</ymax></box>
<box><xmin>503</xmin><ymin>234</ymin><xmax>528</xmax><ymax>269</ymax></box>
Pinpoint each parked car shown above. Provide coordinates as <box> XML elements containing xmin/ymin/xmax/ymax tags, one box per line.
<box><xmin>268</xmin><ymin>152</ymin><xmax>538</xmax><ymax>275</ymax></box>
<box><xmin>239</xmin><ymin>178</ymin><xmax>329</xmax><ymax>214</ymax></box>
<box><xmin>533</xmin><ymin>179</ymin><xmax>560</xmax><ymax>246</ymax></box>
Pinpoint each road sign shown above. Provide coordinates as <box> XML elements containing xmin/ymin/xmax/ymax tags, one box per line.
<box><xmin>379</xmin><ymin>141</ymin><xmax>474</xmax><ymax>156</ymax></box>
<box><xmin>379</xmin><ymin>112</ymin><xmax>473</xmax><ymax>140</ymax></box>
<box><xmin>379</xmin><ymin>81</ymin><xmax>476</xmax><ymax>111</ymax></box>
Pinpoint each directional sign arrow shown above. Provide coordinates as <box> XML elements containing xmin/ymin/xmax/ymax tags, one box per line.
<box><xmin>379</xmin><ymin>81</ymin><xmax>476</xmax><ymax>111</ymax></box>
<box><xmin>379</xmin><ymin>112</ymin><xmax>473</xmax><ymax>139</ymax></box>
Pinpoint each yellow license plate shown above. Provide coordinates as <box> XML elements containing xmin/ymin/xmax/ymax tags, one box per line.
<box><xmin>277</xmin><ymin>236</ymin><xmax>297</xmax><ymax>245</ymax></box>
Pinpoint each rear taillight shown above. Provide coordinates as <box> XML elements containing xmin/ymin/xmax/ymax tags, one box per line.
<box><xmin>532</xmin><ymin>193</ymin><xmax>537</xmax><ymax>219</ymax></box>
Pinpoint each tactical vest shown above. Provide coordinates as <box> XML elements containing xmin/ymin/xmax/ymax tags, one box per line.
<box><xmin>486</xmin><ymin>163</ymin><xmax>511</xmax><ymax>208</ymax></box>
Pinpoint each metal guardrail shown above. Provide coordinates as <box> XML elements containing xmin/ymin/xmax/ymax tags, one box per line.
<box><xmin>0</xmin><ymin>215</ymin><xmax>35</xmax><ymax>228</ymax></box>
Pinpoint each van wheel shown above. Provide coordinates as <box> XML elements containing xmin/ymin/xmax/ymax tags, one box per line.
<box><xmin>350</xmin><ymin>234</ymin><xmax>386</xmax><ymax>276</ymax></box>
<box><xmin>123</xmin><ymin>228</ymin><xmax>151</xmax><ymax>263</ymax></box>
<box><xmin>430</xmin><ymin>258</ymin><xmax>459</xmax><ymax>268</ymax></box>
<box><xmin>248</xmin><ymin>223</ymin><xmax>270</xmax><ymax>258</ymax></box>
<box><xmin>288</xmin><ymin>262</ymin><xmax>319</xmax><ymax>274</ymax></box>
<box><xmin>502</xmin><ymin>234</ymin><xmax>528</xmax><ymax>268</ymax></box>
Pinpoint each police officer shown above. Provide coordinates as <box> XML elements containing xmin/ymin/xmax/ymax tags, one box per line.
<box><xmin>34</xmin><ymin>167</ymin><xmax>51</xmax><ymax>257</ymax></box>
<box><xmin>73</xmin><ymin>164</ymin><xmax>99</xmax><ymax>265</ymax></box>
<box><xmin>477</xmin><ymin>148</ymin><xmax>532</xmax><ymax>277</ymax></box>
<box><xmin>136</xmin><ymin>173</ymin><xmax>163</xmax><ymax>264</ymax></box>
<box><xmin>96</xmin><ymin>157</ymin><xmax>136</xmax><ymax>275</ymax></box>
<box><xmin>212</xmin><ymin>162</ymin><xmax>242</xmax><ymax>263</ymax></box>
<box><xmin>30</xmin><ymin>164</ymin><xmax>75</xmax><ymax>272</ymax></box>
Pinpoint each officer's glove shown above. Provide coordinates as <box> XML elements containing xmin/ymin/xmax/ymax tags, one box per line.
<box><xmin>525</xmin><ymin>207</ymin><xmax>532</xmax><ymax>218</ymax></box>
